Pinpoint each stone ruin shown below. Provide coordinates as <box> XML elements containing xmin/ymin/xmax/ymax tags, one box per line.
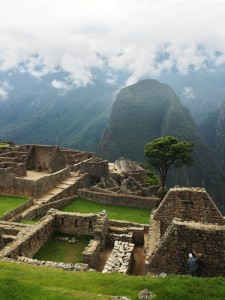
<box><xmin>145</xmin><ymin>187</ymin><xmax>225</xmax><ymax>277</ymax></box>
<box><xmin>0</xmin><ymin>142</ymin><xmax>225</xmax><ymax>277</ymax></box>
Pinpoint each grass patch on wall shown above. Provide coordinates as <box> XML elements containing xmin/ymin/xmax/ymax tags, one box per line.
<box><xmin>19</xmin><ymin>219</ymin><xmax>39</xmax><ymax>225</ymax></box>
<box><xmin>33</xmin><ymin>232</ymin><xmax>92</xmax><ymax>264</ymax></box>
<box><xmin>61</xmin><ymin>197</ymin><xmax>151</xmax><ymax>224</ymax></box>
<box><xmin>0</xmin><ymin>195</ymin><xmax>28</xmax><ymax>218</ymax></box>
<box><xmin>0</xmin><ymin>260</ymin><xmax>225</xmax><ymax>300</ymax></box>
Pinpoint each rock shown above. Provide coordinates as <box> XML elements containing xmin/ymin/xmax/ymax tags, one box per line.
<box><xmin>138</xmin><ymin>289</ymin><xmax>156</xmax><ymax>300</ymax></box>
<box><xmin>111</xmin><ymin>297</ymin><xmax>131</xmax><ymax>300</ymax></box>
<box><xmin>159</xmin><ymin>272</ymin><xmax>167</xmax><ymax>278</ymax></box>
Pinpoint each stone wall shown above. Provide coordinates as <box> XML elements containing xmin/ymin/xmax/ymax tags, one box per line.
<box><xmin>0</xmin><ymin>215</ymin><xmax>55</xmax><ymax>259</ymax></box>
<box><xmin>26</xmin><ymin>145</ymin><xmax>66</xmax><ymax>173</ymax></box>
<box><xmin>0</xmin><ymin>162</ymin><xmax>27</xmax><ymax>177</ymax></box>
<box><xmin>102</xmin><ymin>241</ymin><xmax>134</xmax><ymax>274</ymax></box>
<box><xmin>153</xmin><ymin>187</ymin><xmax>224</xmax><ymax>236</ymax></box>
<box><xmin>54</xmin><ymin>211</ymin><xmax>99</xmax><ymax>237</ymax></box>
<box><xmin>4</xmin><ymin>257</ymin><xmax>89</xmax><ymax>271</ymax></box>
<box><xmin>0</xmin><ymin>170</ymin><xmax>35</xmax><ymax>196</ymax></box>
<box><xmin>62</xmin><ymin>150</ymin><xmax>93</xmax><ymax>165</ymax></box>
<box><xmin>80</xmin><ymin>160</ymin><xmax>109</xmax><ymax>182</ymax></box>
<box><xmin>108</xmin><ymin>220</ymin><xmax>145</xmax><ymax>246</ymax></box>
<box><xmin>0</xmin><ymin>166</ymin><xmax>71</xmax><ymax>198</ymax></box>
<box><xmin>78</xmin><ymin>189</ymin><xmax>159</xmax><ymax>209</ymax></box>
<box><xmin>82</xmin><ymin>239</ymin><xmax>100</xmax><ymax>269</ymax></box>
<box><xmin>146</xmin><ymin>219</ymin><xmax>225</xmax><ymax>277</ymax></box>
<box><xmin>50</xmin><ymin>146</ymin><xmax>67</xmax><ymax>173</ymax></box>
<box><xmin>0</xmin><ymin>198</ymin><xmax>34</xmax><ymax>221</ymax></box>
<box><xmin>34</xmin><ymin>167</ymin><xmax>72</xmax><ymax>198</ymax></box>
<box><xmin>14</xmin><ymin>196</ymin><xmax>76</xmax><ymax>221</ymax></box>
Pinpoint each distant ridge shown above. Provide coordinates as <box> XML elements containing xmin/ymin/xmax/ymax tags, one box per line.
<box><xmin>98</xmin><ymin>79</ymin><xmax>225</xmax><ymax>212</ymax></box>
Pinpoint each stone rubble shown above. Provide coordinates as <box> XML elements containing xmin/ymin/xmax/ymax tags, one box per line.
<box><xmin>102</xmin><ymin>241</ymin><xmax>134</xmax><ymax>274</ymax></box>
<box><xmin>13</xmin><ymin>256</ymin><xmax>89</xmax><ymax>271</ymax></box>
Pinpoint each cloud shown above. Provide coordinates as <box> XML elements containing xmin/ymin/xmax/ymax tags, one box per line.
<box><xmin>0</xmin><ymin>81</ymin><xmax>12</xmax><ymax>100</ymax></box>
<box><xmin>0</xmin><ymin>0</ymin><xmax>225</xmax><ymax>87</ymax></box>
<box><xmin>183</xmin><ymin>86</ymin><xmax>196</xmax><ymax>100</ymax></box>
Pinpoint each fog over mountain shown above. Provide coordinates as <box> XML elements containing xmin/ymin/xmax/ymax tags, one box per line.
<box><xmin>1</xmin><ymin>1</ymin><xmax>225</xmax><ymax>210</ymax></box>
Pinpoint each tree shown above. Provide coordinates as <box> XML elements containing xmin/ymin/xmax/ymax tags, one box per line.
<box><xmin>144</xmin><ymin>136</ymin><xmax>195</xmax><ymax>189</ymax></box>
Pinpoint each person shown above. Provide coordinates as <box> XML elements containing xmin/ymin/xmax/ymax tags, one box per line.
<box><xmin>187</xmin><ymin>252</ymin><xmax>199</xmax><ymax>276</ymax></box>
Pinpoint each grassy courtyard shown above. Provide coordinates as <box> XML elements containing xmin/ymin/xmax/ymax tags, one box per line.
<box><xmin>61</xmin><ymin>197</ymin><xmax>151</xmax><ymax>224</ymax></box>
<box><xmin>0</xmin><ymin>195</ymin><xmax>28</xmax><ymax>218</ymax></box>
<box><xmin>33</xmin><ymin>232</ymin><xmax>92</xmax><ymax>264</ymax></box>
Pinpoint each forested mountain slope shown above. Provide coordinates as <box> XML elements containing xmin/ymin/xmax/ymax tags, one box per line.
<box><xmin>98</xmin><ymin>79</ymin><xmax>225</xmax><ymax>212</ymax></box>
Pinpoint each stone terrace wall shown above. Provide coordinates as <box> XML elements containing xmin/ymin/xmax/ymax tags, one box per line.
<box><xmin>34</xmin><ymin>167</ymin><xmax>70</xmax><ymax>198</ymax></box>
<box><xmin>82</xmin><ymin>239</ymin><xmax>100</xmax><ymax>269</ymax></box>
<box><xmin>0</xmin><ymin>170</ymin><xmax>35</xmax><ymax>196</ymax></box>
<box><xmin>146</xmin><ymin>219</ymin><xmax>225</xmax><ymax>277</ymax></box>
<box><xmin>0</xmin><ymin>162</ymin><xmax>27</xmax><ymax>177</ymax></box>
<box><xmin>13</xmin><ymin>257</ymin><xmax>89</xmax><ymax>271</ymax></box>
<box><xmin>0</xmin><ymin>198</ymin><xmax>34</xmax><ymax>221</ymax></box>
<box><xmin>0</xmin><ymin>215</ymin><xmax>55</xmax><ymax>259</ymax></box>
<box><xmin>153</xmin><ymin>187</ymin><xmax>224</xmax><ymax>236</ymax></box>
<box><xmin>15</xmin><ymin>197</ymin><xmax>75</xmax><ymax>221</ymax></box>
<box><xmin>78</xmin><ymin>189</ymin><xmax>159</xmax><ymax>209</ymax></box>
<box><xmin>0</xmin><ymin>167</ymin><xmax>71</xmax><ymax>198</ymax></box>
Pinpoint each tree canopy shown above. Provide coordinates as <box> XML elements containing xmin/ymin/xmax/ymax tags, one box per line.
<box><xmin>144</xmin><ymin>136</ymin><xmax>195</xmax><ymax>189</ymax></box>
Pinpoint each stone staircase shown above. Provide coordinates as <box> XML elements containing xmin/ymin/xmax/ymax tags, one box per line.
<box><xmin>9</xmin><ymin>171</ymin><xmax>86</xmax><ymax>222</ymax></box>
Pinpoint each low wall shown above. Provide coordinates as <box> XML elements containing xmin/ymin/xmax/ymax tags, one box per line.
<box><xmin>102</xmin><ymin>241</ymin><xmax>134</xmax><ymax>274</ymax></box>
<box><xmin>0</xmin><ymin>215</ymin><xmax>55</xmax><ymax>259</ymax></box>
<box><xmin>78</xmin><ymin>189</ymin><xmax>159</xmax><ymax>209</ymax></box>
<box><xmin>0</xmin><ymin>198</ymin><xmax>34</xmax><ymax>221</ymax></box>
<box><xmin>82</xmin><ymin>239</ymin><xmax>100</xmax><ymax>269</ymax></box>
<box><xmin>109</xmin><ymin>220</ymin><xmax>145</xmax><ymax>246</ymax></box>
<box><xmin>4</xmin><ymin>257</ymin><xmax>89</xmax><ymax>271</ymax></box>
<box><xmin>16</xmin><ymin>196</ymin><xmax>76</xmax><ymax>221</ymax></box>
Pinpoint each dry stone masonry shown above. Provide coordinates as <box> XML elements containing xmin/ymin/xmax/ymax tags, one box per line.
<box><xmin>102</xmin><ymin>241</ymin><xmax>135</xmax><ymax>274</ymax></box>
<box><xmin>1</xmin><ymin>142</ymin><xmax>225</xmax><ymax>277</ymax></box>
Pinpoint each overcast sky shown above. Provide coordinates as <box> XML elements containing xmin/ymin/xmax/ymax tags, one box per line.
<box><xmin>1</xmin><ymin>0</ymin><xmax>225</xmax><ymax>88</ymax></box>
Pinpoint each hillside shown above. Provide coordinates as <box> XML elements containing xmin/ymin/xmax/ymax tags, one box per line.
<box><xmin>98</xmin><ymin>79</ymin><xmax>225</xmax><ymax>211</ymax></box>
<box><xmin>1</xmin><ymin>260</ymin><xmax>225</xmax><ymax>300</ymax></box>
<box><xmin>0</xmin><ymin>71</ymin><xmax>115</xmax><ymax>151</ymax></box>
<box><xmin>199</xmin><ymin>100</ymin><xmax>225</xmax><ymax>173</ymax></box>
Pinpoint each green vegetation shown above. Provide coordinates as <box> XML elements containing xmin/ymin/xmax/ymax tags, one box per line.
<box><xmin>0</xmin><ymin>195</ymin><xmax>28</xmax><ymax>217</ymax></box>
<box><xmin>0</xmin><ymin>143</ymin><xmax>9</xmax><ymax>148</ymax></box>
<box><xmin>144</xmin><ymin>136</ymin><xmax>195</xmax><ymax>188</ymax></box>
<box><xmin>33</xmin><ymin>232</ymin><xmax>92</xmax><ymax>264</ymax></box>
<box><xmin>19</xmin><ymin>219</ymin><xmax>39</xmax><ymax>225</ymax></box>
<box><xmin>61</xmin><ymin>197</ymin><xmax>150</xmax><ymax>224</ymax></box>
<box><xmin>0</xmin><ymin>73</ymin><xmax>116</xmax><ymax>152</ymax></box>
<box><xmin>140</xmin><ymin>162</ymin><xmax>160</xmax><ymax>186</ymax></box>
<box><xmin>0</xmin><ymin>260</ymin><xmax>225</xmax><ymax>299</ymax></box>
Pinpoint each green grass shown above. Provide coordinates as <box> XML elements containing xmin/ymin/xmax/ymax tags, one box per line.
<box><xmin>0</xmin><ymin>195</ymin><xmax>28</xmax><ymax>217</ymax></box>
<box><xmin>0</xmin><ymin>260</ymin><xmax>225</xmax><ymax>300</ymax></box>
<box><xmin>19</xmin><ymin>219</ymin><xmax>38</xmax><ymax>225</ymax></box>
<box><xmin>61</xmin><ymin>197</ymin><xmax>151</xmax><ymax>224</ymax></box>
<box><xmin>33</xmin><ymin>232</ymin><xmax>92</xmax><ymax>264</ymax></box>
<box><xmin>0</xmin><ymin>143</ymin><xmax>9</xmax><ymax>148</ymax></box>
